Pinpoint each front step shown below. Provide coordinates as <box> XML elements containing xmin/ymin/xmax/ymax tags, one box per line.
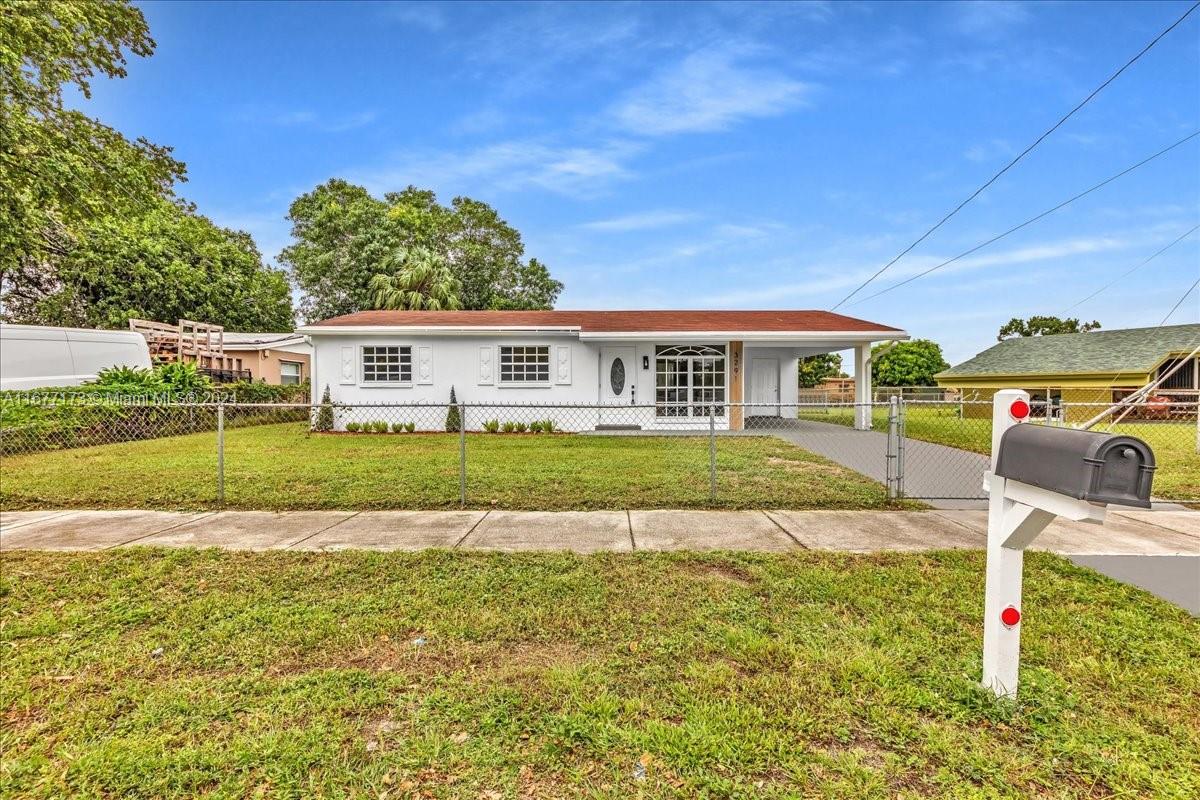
<box><xmin>595</xmin><ymin>424</ymin><xmax>642</xmax><ymax>431</ymax></box>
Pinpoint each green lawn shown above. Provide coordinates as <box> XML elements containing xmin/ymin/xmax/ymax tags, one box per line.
<box><xmin>1</xmin><ymin>549</ymin><xmax>1196</xmax><ymax>798</ymax></box>
<box><xmin>0</xmin><ymin>423</ymin><xmax>898</xmax><ymax>511</ymax></box>
<box><xmin>799</xmin><ymin>406</ymin><xmax>1200</xmax><ymax>500</ymax></box>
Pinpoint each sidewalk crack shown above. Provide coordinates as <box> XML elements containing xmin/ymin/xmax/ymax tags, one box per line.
<box><xmin>455</xmin><ymin>510</ymin><xmax>490</xmax><ymax>548</ymax></box>
<box><xmin>626</xmin><ymin>509</ymin><xmax>635</xmax><ymax>551</ymax></box>
<box><xmin>286</xmin><ymin>511</ymin><xmax>363</xmax><ymax>551</ymax></box>
<box><xmin>106</xmin><ymin>511</ymin><xmax>218</xmax><ymax>550</ymax></box>
<box><xmin>763</xmin><ymin>510</ymin><xmax>807</xmax><ymax>549</ymax></box>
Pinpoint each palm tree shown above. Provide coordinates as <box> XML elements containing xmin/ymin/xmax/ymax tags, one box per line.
<box><xmin>369</xmin><ymin>247</ymin><xmax>463</xmax><ymax>311</ymax></box>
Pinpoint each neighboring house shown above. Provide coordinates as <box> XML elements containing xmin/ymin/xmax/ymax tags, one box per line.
<box><xmin>0</xmin><ymin>324</ymin><xmax>152</xmax><ymax>390</ymax></box>
<box><xmin>935</xmin><ymin>323</ymin><xmax>1200</xmax><ymax>420</ymax></box>
<box><xmin>222</xmin><ymin>332</ymin><xmax>312</xmax><ymax>386</ymax></box>
<box><xmin>297</xmin><ymin>310</ymin><xmax>908</xmax><ymax>431</ymax></box>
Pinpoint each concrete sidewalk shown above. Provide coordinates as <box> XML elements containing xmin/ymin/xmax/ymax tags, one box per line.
<box><xmin>3</xmin><ymin>508</ymin><xmax>1197</xmax><ymax>555</ymax></box>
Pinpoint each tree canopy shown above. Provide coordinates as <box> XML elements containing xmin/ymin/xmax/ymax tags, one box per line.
<box><xmin>797</xmin><ymin>353</ymin><xmax>844</xmax><ymax>388</ymax></box>
<box><xmin>281</xmin><ymin>180</ymin><xmax>563</xmax><ymax>321</ymax></box>
<box><xmin>871</xmin><ymin>339</ymin><xmax>950</xmax><ymax>387</ymax></box>
<box><xmin>997</xmin><ymin>316</ymin><xmax>1101</xmax><ymax>341</ymax></box>
<box><xmin>1</xmin><ymin>0</ymin><xmax>294</xmax><ymax>331</ymax></box>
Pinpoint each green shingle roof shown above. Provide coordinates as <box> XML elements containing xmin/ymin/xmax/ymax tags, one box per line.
<box><xmin>937</xmin><ymin>324</ymin><xmax>1200</xmax><ymax>379</ymax></box>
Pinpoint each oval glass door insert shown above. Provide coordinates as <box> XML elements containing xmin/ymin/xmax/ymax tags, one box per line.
<box><xmin>610</xmin><ymin>358</ymin><xmax>626</xmax><ymax>395</ymax></box>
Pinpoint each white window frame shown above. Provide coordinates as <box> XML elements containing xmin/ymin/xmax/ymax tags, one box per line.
<box><xmin>497</xmin><ymin>344</ymin><xmax>552</xmax><ymax>387</ymax></box>
<box><xmin>359</xmin><ymin>344</ymin><xmax>413</xmax><ymax>387</ymax></box>
<box><xmin>279</xmin><ymin>360</ymin><xmax>303</xmax><ymax>386</ymax></box>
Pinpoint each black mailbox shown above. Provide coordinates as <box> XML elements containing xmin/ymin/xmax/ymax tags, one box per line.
<box><xmin>995</xmin><ymin>424</ymin><xmax>1156</xmax><ymax>508</ymax></box>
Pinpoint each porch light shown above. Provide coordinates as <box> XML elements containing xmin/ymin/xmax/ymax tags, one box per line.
<box><xmin>642</xmin><ymin>355</ymin><xmax>649</xmax><ymax>369</ymax></box>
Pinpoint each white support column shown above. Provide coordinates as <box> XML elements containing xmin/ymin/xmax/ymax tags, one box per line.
<box><xmin>981</xmin><ymin>388</ymin><xmax>1030</xmax><ymax>699</ymax></box>
<box><xmin>854</xmin><ymin>342</ymin><xmax>872</xmax><ymax>430</ymax></box>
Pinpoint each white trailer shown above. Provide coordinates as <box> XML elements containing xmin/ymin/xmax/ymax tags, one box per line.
<box><xmin>0</xmin><ymin>324</ymin><xmax>152</xmax><ymax>390</ymax></box>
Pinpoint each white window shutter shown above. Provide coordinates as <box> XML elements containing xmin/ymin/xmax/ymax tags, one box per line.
<box><xmin>555</xmin><ymin>345</ymin><xmax>571</xmax><ymax>384</ymax></box>
<box><xmin>478</xmin><ymin>346</ymin><xmax>494</xmax><ymax>385</ymax></box>
<box><xmin>417</xmin><ymin>346</ymin><xmax>433</xmax><ymax>384</ymax></box>
<box><xmin>339</xmin><ymin>346</ymin><xmax>355</xmax><ymax>384</ymax></box>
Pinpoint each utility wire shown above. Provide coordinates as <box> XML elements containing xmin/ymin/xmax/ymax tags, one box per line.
<box><xmin>831</xmin><ymin>0</ymin><xmax>1200</xmax><ymax>310</ymax></box>
<box><xmin>1062</xmin><ymin>223</ymin><xmax>1200</xmax><ymax>313</ymax></box>
<box><xmin>845</xmin><ymin>131</ymin><xmax>1200</xmax><ymax>306</ymax></box>
<box><xmin>1159</xmin><ymin>275</ymin><xmax>1200</xmax><ymax>326</ymax></box>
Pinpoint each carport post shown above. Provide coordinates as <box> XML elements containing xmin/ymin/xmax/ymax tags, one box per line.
<box><xmin>708</xmin><ymin>408</ymin><xmax>717</xmax><ymax>503</ymax></box>
<box><xmin>459</xmin><ymin>403</ymin><xmax>467</xmax><ymax>507</ymax></box>
<box><xmin>216</xmin><ymin>402</ymin><xmax>225</xmax><ymax>506</ymax></box>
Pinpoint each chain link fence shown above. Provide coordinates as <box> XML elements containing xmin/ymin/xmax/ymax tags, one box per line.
<box><xmin>2</xmin><ymin>395</ymin><xmax>1196</xmax><ymax>508</ymax></box>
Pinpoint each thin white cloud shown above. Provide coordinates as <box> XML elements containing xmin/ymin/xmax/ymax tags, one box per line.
<box><xmin>261</xmin><ymin>109</ymin><xmax>378</xmax><ymax>133</ymax></box>
<box><xmin>351</xmin><ymin>139</ymin><xmax>644</xmax><ymax>199</ymax></box>
<box><xmin>580</xmin><ymin>210</ymin><xmax>699</xmax><ymax>232</ymax></box>
<box><xmin>383</xmin><ymin>3</ymin><xmax>446</xmax><ymax>32</ymax></box>
<box><xmin>952</xmin><ymin>1</ymin><xmax>1030</xmax><ymax>37</ymax></box>
<box><xmin>611</xmin><ymin>48</ymin><xmax>812</xmax><ymax>136</ymax></box>
<box><xmin>964</xmin><ymin>138</ymin><xmax>1015</xmax><ymax>163</ymax></box>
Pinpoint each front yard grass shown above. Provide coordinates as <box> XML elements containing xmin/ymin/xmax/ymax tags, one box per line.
<box><xmin>0</xmin><ymin>423</ymin><xmax>896</xmax><ymax>511</ymax></box>
<box><xmin>2</xmin><ymin>548</ymin><xmax>1196</xmax><ymax>798</ymax></box>
<box><xmin>798</xmin><ymin>406</ymin><xmax>1200</xmax><ymax>500</ymax></box>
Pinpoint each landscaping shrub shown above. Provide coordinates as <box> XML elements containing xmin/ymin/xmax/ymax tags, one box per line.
<box><xmin>514</xmin><ymin>421</ymin><xmax>528</xmax><ymax>433</ymax></box>
<box><xmin>391</xmin><ymin>422</ymin><xmax>407</xmax><ymax>433</ymax></box>
<box><xmin>541</xmin><ymin>418</ymin><xmax>556</xmax><ymax>433</ymax></box>
<box><xmin>501</xmin><ymin>421</ymin><xmax>516</xmax><ymax>433</ymax></box>
<box><xmin>445</xmin><ymin>387</ymin><xmax>462</xmax><ymax>432</ymax></box>
<box><xmin>483</xmin><ymin>419</ymin><xmax>500</xmax><ymax>433</ymax></box>
<box><xmin>314</xmin><ymin>386</ymin><xmax>334</xmax><ymax>432</ymax></box>
<box><xmin>405</xmin><ymin>421</ymin><xmax>415</xmax><ymax>433</ymax></box>
<box><xmin>345</xmin><ymin>422</ymin><xmax>362</xmax><ymax>433</ymax></box>
<box><xmin>529</xmin><ymin>420</ymin><xmax>544</xmax><ymax>433</ymax></box>
<box><xmin>370</xmin><ymin>420</ymin><xmax>389</xmax><ymax>433</ymax></box>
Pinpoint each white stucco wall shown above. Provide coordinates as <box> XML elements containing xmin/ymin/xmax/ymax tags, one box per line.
<box><xmin>309</xmin><ymin>333</ymin><xmax>806</xmax><ymax>431</ymax></box>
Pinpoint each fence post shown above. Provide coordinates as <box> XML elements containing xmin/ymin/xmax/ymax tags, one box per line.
<box><xmin>216</xmin><ymin>402</ymin><xmax>225</xmax><ymax>506</ymax></box>
<box><xmin>459</xmin><ymin>402</ymin><xmax>467</xmax><ymax>508</ymax></box>
<box><xmin>708</xmin><ymin>407</ymin><xmax>717</xmax><ymax>503</ymax></box>
<box><xmin>886</xmin><ymin>396</ymin><xmax>898</xmax><ymax>500</ymax></box>
<box><xmin>897</xmin><ymin>397</ymin><xmax>907</xmax><ymax>499</ymax></box>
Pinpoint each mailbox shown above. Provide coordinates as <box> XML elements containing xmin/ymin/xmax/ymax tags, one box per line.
<box><xmin>995</xmin><ymin>424</ymin><xmax>1156</xmax><ymax>508</ymax></box>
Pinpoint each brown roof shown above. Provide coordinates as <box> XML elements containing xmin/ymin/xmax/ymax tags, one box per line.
<box><xmin>305</xmin><ymin>309</ymin><xmax>903</xmax><ymax>333</ymax></box>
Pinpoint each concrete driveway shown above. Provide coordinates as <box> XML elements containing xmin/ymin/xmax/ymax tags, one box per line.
<box><xmin>751</xmin><ymin>418</ymin><xmax>990</xmax><ymax>506</ymax></box>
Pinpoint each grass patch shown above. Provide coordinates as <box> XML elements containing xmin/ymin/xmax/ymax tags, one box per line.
<box><xmin>0</xmin><ymin>423</ymin><xmax>900</xmax><ymax>511</ymax></box>
<box><xmin>799</xmin><ymin>406</ymin><xmax>1200</xmax><ymax>500</ymax></box>
<box><xmin>1</xmin><ymin>549</ymin><xmax>1196</xmax><ymax>798</ymax></box>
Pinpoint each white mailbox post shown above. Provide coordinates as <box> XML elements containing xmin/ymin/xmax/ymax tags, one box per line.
<box><xmin>979</xmin><ymin>389</ymin><xmax>1157</xmax><ymax>699</ymax></box>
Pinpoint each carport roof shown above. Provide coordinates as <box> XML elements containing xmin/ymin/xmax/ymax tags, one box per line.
<box><xmin>301</xmin><ymin>309</ymin><xmax>905</xmax><ymax>335</ymax></box>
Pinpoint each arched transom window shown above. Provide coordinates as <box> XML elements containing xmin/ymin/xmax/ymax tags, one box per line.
<box><xmin>655</xmin><ymin>344</ymin><xmax>726</xmax><ymax>417</ymax></box>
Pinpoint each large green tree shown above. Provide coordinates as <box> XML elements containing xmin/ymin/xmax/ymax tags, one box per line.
<box><xmin>0</xmin><ymin>0</ymin><xmax>184</xmax><ymax>278</ymax></box>
<box><xmin>997</xmin><ymin>316</ymin><xmax>1100</xmax><ymax>341</ymax></box>
<box><xmin>1</xmin><ymin>0</ymin><xmax>295</xmax><ymax>331</ymax></box>
<box><xmin>871</xmin><ymin>339</ymin><xmax>950</xmax><ymax>387</ymax></box>
<box><xmin>9</xmin><ymin>198</ymin><xmax>295</xmax><ymax>330</ymax></box>
<box><xmin>281</xmin><ymin>180</ymin><xmax>563</xmax><ymax>320</ymax></box>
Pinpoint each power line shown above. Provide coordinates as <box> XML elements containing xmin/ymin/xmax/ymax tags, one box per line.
<box><xmin>1062</xmin><ymin>223</ymin><xmax>1200</xmax><ymax>314</ymax></box>
<box><xmin>831</xmin><ymin>0</ymin><xmax>1200</xmax><ymax>310</ymax></box>
<box><xmin>1160</xmin><ymin>275</ymin><xmax>1200</xmax><ymax>326</ymax></box>
<box><xmin>845</xmin><ymin>130</ymin><xmax>1199</xmax><ymax>306</ymax></box>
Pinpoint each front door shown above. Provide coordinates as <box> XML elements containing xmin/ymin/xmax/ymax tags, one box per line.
<box><xmin>750</xmin><ymin>358</ymin><xmax>780</xmax><ymax>417</ymax></box>
<box><xmin>601</xmin><ymin>347</ymin><xmax>636</xmax><ymax>405</ymax></box>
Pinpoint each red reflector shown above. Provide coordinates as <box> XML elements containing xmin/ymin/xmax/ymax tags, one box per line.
<box><xmin>1009</xmin><ymin>399</ymin><xmax>1030</xmax><ymax>420</ymax></box>
<box><xmin>1001</xmin><ymin>606</ymin><xmax>1021</xmax><ymax>627</ymax></box>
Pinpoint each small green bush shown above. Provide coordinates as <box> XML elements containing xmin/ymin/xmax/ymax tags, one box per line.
<box><xmin>483</xmin><ymin>419</ymin><xmax>500</xmax><ymax>433</ymax></box>
<box><xmin>542</xmin><ymin>419</ymin><xmax>556</xmax><ymax>433</ymax></box>
<box><xmin>514</xmin><ymin>421</ymin><xmax>528</xmax><ymax>433</ymax></box>
<box><xmin>529</xmin><ymin>420</ymin><xmax>544</xmax><ymax>433</ymax></box>
<box><xmin>501</xmin><ymin>421</ymin><xmax>516</xmax><ymax>433</ymax></box>
<box><xmin>314</xmin><ymin>385</ymin><xmax>334</xmax><ymax>432</ymax></box>
<box><xmin>404</xmin><ymin>421</ymin><xmax>415</xmax><ymax>433</ymax></box>
<box><xmin>345</xmin><ymin>422</ymin><xmax>362</xmax><ymax>433</ymax></box>
<box><xmin>445</xmin><ymin>387</ymin><xmax>462</xmax><ymax>432</ymax></box>
<box><xmin>371</xmin><ymin>420</ymin><xmax>389</xmax><ymax>433</ymax></box>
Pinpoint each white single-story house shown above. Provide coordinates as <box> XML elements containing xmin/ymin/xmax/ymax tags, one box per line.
<box><xmin>296</xmin><ymin>310</ymin><xmax>909</xmax><ymax>431</ymax></box>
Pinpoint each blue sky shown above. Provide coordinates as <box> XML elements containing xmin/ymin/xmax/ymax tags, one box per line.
<box><xmin>79</xmin><ymin>1</ymin><xmax>1199</xmax><ymax>362</ymax></box>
